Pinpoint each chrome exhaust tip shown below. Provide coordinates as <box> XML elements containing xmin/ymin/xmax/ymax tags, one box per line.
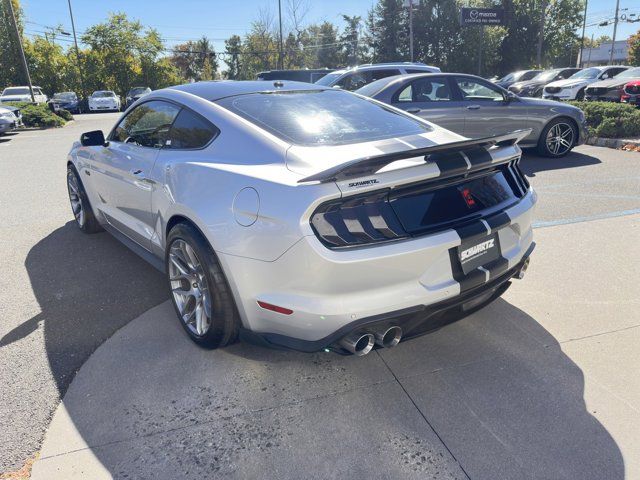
<box><xmin>516</xmin><ymin>257</ymin><xmax>530</xmax><ymax>280</ymax></box>
<box><xmin>338</xmin><ymin>332</ymin><xmax>375</xmax><ymax>356</ymax></box>
<box><xmin>373</xmin><ymin>326</ymin><xmax>403</xmax><ymax>348</ymax></box>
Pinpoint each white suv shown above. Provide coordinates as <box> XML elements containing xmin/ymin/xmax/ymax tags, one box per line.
<box><xmin>0</xmin><ymin>86</ymin><xmax>48</xmax><ymax>104</ymax></box>
<box><xmin>315</xmin><ymin>62</ymin><xmax>441</xmax><ymax>91</ymax></box>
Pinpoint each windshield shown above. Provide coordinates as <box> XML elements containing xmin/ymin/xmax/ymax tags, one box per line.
<box><xmin>2</xmin><ymin>87</ymin><xmax>31</xmax><ymax>96</ymax></box>
<box><xmin>499</xmin><ymin>73</ymin><xmax>516</xmax><ymax>83</ymax></box>
<box><xmin>615</xmin><ymin>68</ymin><xmax>640</xmax><ymax>79</ymax></box>
<box><xmin>217</xmin><ymin>89</ymin><xmax>431</xmax><ymax>147</ymax></box>
<box><xmin>570</xmin><ymin>68</ymin><xmax>600</xmax><ymax>79</ymax></box>
<box><xmin>128</xmin><ymin>87</ymin><xmax>149</xmax><ymax>96</ymax></box>
<box><xmin>532</xmin><ymin>69</ymin><xmax>561</xmax><ymax>82</ymax></box>
<box><xmin>314</xmin><ymin>72</ymin><xmax>344</xmax><ymax>86</ymax></box>
<box><xmin>354</xmin><ymin>77</ymin><xmax>398</xmax><ymax>97</ymax></box>
<box><xmin>53</xmin><ymin>92</ymin><xmax>77</xmax><ymax>100</ymax></box>
<box><xmin>92</xmin><ymin>91</ymin><xmax>115</xmax><ymax>98</ymax></box>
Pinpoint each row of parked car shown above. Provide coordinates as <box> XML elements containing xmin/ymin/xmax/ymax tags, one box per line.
<box><xmin>0</xmin><ymin>86</ymin><xmax>153</xmax><ymax>114</ymax></box>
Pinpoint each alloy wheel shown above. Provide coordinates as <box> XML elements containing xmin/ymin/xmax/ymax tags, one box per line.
<box><xmin>67</xmin><ymin>174</ymin><xmax>85</xmax><ymax>227</ymax></box>
<box><xmin>545</xmin><ymin>122</ymin><xmax>574</xmax><ymax>156</ymax></box>
<box><xmin>168</xmin><ymin>239</ymin><xmax>212</xmax><ymax>337</ymax></box>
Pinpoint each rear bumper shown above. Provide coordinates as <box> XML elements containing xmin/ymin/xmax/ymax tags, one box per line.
<box><xmin>219</xmin><ymin>187</ymin><xmax>536</xmax><ymax>347</ymax></box>
<box><xmin>241</xmin><ymin>245</ymin><xmax>534</xmax><ymax>353</ymax></box>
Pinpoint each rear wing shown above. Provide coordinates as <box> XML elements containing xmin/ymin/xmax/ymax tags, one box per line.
<box><xmin>297</xmin><ymin>129</ymin><xmax>532</xmax><ymax>184</ymax></box>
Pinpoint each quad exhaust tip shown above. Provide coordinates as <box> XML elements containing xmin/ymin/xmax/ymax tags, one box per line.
<box><xmin>339</xmin><ymin>332</ymin><xmax>375</xmax><ymax>356</ymax></box>
<box><xmin>374</xmin><ymin>326</ymin><xmax>402</xmax><ymax>348</ymax></box>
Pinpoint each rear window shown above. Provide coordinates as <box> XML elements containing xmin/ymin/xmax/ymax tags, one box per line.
<box><xmin>216</xmin><ymin>90</ymin><xmax>430</xmax><ymax>147</ymax></box>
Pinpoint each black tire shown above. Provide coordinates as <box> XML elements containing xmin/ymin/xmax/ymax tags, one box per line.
<box><xmin>66</xmin><ymin>165</ymin><xmax>103</xmax><ymax>233</ymax></box>
<box><xmin>166</xmin><ymin>223</ymin><xmax>240</xmax><ymax>349</ymax></box>
<box><xmin>536</xmin><ymin>117</ymin><xmax>577</xmax><ymax>157</ymax></box>
<box><xmin>576</xmin><ymin>88</ymin><xmax>585</xmax><ymax>101</ymax></box>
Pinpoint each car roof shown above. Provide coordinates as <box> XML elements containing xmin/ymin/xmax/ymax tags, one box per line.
<box><xmin>169</xmin><ymin>80</ymin><xmax>329</xmax><ymax>101</ymax></box>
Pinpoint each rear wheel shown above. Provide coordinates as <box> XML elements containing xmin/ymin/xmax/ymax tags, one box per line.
<box><xmin>537</xmin><ymin>118</ymin><xmax>577</xmax><ymax>157</ymax></box>
<box><xmin>66</xmin><ymin>165</ymin><xmax>103</xmax><ymax>233</ymax></box>
<box><xmin>166</xmin><ymin>223</ymin><xmax>240</xmax><ymax>348</ymax></box>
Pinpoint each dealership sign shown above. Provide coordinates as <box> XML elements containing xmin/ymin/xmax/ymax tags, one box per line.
<box><xmin>460</xmin><ymin>8</ymin><xmax>505</xmax><ymax>26</ymax></box>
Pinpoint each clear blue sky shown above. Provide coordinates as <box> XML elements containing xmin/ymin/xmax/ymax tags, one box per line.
<box><xmin>20</xmin><ymin>0</ymin><xmax>640</xmax><ymax>68</ymax></box>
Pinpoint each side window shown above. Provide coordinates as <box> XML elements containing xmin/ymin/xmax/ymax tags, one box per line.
<box><xmin>521</xmin><ymin>71</ymin><xmax>539</xmax><ymax>81</ymax></box>
<box><xmin>337</xmin><ymin>72</ymin><xmax>370</xmax><ymax>91</ymax></box>
<box><xmin>395</xmin><ymin>78</ymin><xmax>451</xmax><ymax>103</ymax></box>
<box><xmin>455</xmin><ymin>78</ymin><xmax>504</xmax><ymax>102</ymax></box>
<box><xmin>607</xmin><ymin>68</ymin><xmax>625</xmax><ymax>78</ymax></box>
<box><xmin>111</xmin><ymin>100</ymin><xmax>180</xmax><ymax>148</ymax></box>
<box><xmin>405</xmin><ymin>69</ymin><xmax>429</xmax><ymax>74</ymax></box>
<box><xmin>370</xmin><ymin>69</ymin><xmax>401</xmax><ymax>82</ymax></box>
<box><xmin>166</xmin><ymin>109</ymin><xmax>219</xmax><ymax>149</ymax></box>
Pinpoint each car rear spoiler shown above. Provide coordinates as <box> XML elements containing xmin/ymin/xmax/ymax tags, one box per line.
<box><xmin>297</xmin><ymin>129</ymin><xmax>532</xmax><ymax>184</ymax></box>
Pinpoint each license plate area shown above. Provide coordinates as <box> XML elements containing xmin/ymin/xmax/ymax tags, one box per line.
<box><xmin>457</xmin><ymin>233</ymin><xmax>500</xmax><ymax>274</ymax></box>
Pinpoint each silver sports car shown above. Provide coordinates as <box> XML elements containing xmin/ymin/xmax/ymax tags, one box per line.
<box><xmin>356</xmin><ymin>73</ymin><xmax>588</xmax><ymax>157</ymax></box>
<box><xmin>67</xmin><ymin>81</ymin><xmax>536</xmax><ymax>355</ymax></box>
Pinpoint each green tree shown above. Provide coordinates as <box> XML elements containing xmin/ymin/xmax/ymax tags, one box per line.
<box><xmin>24</xmin><ymin>34</ymin><xmax>72</xmax><ymax>95</ymax></box>
<box><xmin>628</xmin><ymin>30</ymin><xmax>640</xmax><ymax>66</ymax></box>
<box><xmin>340</xmin><ymin>15</ymin><xmax>368</xmax><ymax>66</ymax></box>
<box><xmin>307</xmin><ymin>21</ymin><xmax>341</xmax><ymax>68</ymax></box>
<box><xmin>0</xmin><ymin>0</ymin><xmax>26</xmax><ymax>88</ymax></box>
<box><xmin>223</xmin><ymin>34</ymin><xmax>243</xmax><ymax>79</ymax></box>
<box><xmin>366</xmin><ymin>0</ymin><xmax>406</xmax><ymax>63</ymax></box>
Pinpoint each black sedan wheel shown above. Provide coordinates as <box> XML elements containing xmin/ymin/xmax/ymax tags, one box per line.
<box><xmin>537</xmin><ymin>118</ymin><xmax>576</xmax><ymax>157</ymax></box>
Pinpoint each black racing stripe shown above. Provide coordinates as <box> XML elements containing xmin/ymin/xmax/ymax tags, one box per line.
<box><xmin>487</xmin><ymin>257</ymin><xmax>510</xmax><ymax>280</ymax></box>
<box><xmin>463</xmin><ymin>146</ymin><xmax>493</xmax><ymax>168</ymax></box>
<box><xmin>485</xmin><ymin>211</ymin><xmax>511</xmax><ymax>232</ymax></box>
<box><xmin>455</xmin><ymin>220</ymin><xmax>489</xmax><ymax>244</ymax></box>
<box><xmin>448</xmin><ymin>248</ymin><xmax>488</xmax><ymax>293</ymax></box>
<box><xmin>430</xmin><ymin>151</ymin><xmax>469</xmax><ymax>177</ymax></box>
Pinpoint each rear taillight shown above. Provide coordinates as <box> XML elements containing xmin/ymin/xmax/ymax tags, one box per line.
<box><xmin>310</xmin><ymin>190</ymin><xmax>408</xmax><ymax>248</ymax></box>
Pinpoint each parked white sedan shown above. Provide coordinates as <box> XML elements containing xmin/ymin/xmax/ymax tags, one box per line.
<box><xmin>88</xmin><ymin>91</ymin><xmax>121</xmax><ymax>112</ymax></box>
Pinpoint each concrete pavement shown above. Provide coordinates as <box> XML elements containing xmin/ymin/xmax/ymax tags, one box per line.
<box><xmin>30</xmin><ymin>212</ymin><xmax>640</xmax><ymax>479</ymax></box>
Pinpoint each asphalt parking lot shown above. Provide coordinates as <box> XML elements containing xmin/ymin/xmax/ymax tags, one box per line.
<box><xmin>1</xmin><ymin>114</ymin><xmax>639</xmax><ymax>479</ymax></box>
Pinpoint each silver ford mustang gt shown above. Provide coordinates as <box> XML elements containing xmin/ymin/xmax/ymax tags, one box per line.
<box><xmin>67</xmin><ymin>81</ymin><xmax>536</xmax><ymax>355</ymax></box>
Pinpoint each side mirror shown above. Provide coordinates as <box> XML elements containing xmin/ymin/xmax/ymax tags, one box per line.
<box><xmin>505</xmin><ymin>91</ymin><xmax>518</xmax><ymax>102</ymax></box>
<box><xmin>80</xmin><ymin>130</ymin><xmax>107</xmax><ymax>147</ymax></box>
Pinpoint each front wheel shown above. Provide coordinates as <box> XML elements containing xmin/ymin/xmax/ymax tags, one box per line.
<box><xmin>166</xmin><ymin>223</ymin><xmax>240</xmax><ymax>349</ymax></box>
<box><xmin>537</xmin><ymin>118</ymin><xmax>577</xmax><ymax>157</ymax></box>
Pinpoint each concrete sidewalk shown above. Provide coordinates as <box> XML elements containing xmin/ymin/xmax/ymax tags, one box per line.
<box><xmin>31</xmin><ymin>214</ymin><xmax>640</xmax><ymax>480</ymax></box>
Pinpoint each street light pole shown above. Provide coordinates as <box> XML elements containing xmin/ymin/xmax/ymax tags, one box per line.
<box><xmin>578</xmin><ymin>0</ymin><xmax>588</xmax><ymax>67</ymax></box>
<box><xmin>6</xmin><ymin>0</ymin><xmax>35</xmax><ymax>102</ymax></box>
<box><xmin>409</xmin><ymin>0</ymin><xmax>414</xmax><ymax>62</ymax></box>
<box><xmin>609</xmin><ymin>0</ymin><xmax>620</xmax><ymax>65</ymax></box>
<box><xmin>67</xmin><ymin>0</ymin><xmax>85</xmax><ymax>97</ymax></box>
<box><xmin>277</xmin><ymin>0</ymin><xmax>284</xmax><ymax>70</ymax></box>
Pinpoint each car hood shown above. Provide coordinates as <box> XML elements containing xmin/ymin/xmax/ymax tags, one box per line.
<box><xmin>515</xmin><ymin>96</ymin><xmax>581</xmax><ymax>112</ymax></box>
<box><xmin>545</xmin><ymin>78</ymin><xmax>590</xmax><ymax>89</ymax></box>
<box><xmin>510</xmin><ymin>80</ymin><xmax>545</xmax><ymax>90</ymax></box>
<box><xmin>0</xmin><ymin>94</ymin><xmax>32</xmax><ymax>102</ymax></box>
<box><xmin>587</xmin><ymin>78</ymin><xmax>639</xmax><ymax>89</ymax></box>
<box><xmin>624</xmin><ymin>80</ymin><xmax>640</xmax><ymax>87</ymax></box>
<box><xmin>90</xmin><ymin>97</ymin><xmax>117</xmax><ymax>102</ymax></box>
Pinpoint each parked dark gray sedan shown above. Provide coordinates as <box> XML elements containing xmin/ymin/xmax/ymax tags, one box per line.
<box><xmin>356</xmin><ymin>73</ymin><xmax>588</xmax><ymax>157</ymax></box>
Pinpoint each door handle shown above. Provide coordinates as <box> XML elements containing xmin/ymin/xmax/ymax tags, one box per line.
<box><xmin>466</xmin><ymin>105</ymin><xmax>481</xmax><ymax>110</ymax></box>
<box><xmin>406</xmin><ymin>108</ymin><xmax>421</xmax><ymax>114</ymax></box>
<box><xmin>131</xmin><ymin>169</ymin><xmax>143</xmax><ymax>175</ymax></box>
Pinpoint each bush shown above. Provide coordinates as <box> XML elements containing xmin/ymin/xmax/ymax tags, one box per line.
<box><xmin>568</xmin><ymin>101</ymin><xmax>640</xmax><ymax>138</ymax></box>
<box><xmin>56</xmin><ymin>108</ymin><xmax>73</xmax><ymax>121</ymax></box>
<box><xmin>5</xmin><ymin>102</ymin><xmax>67</xmax><ymax>128</ymax></box>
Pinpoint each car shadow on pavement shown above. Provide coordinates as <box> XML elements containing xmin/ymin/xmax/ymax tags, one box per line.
<box><xmin>33</xmin><ymin>291</ymin><xmax>625</xmax><ymax>479</ymax></box>
<box><xmin>0</xmin><ymin>221</ymin><xmax>168</xmax><ymax>395</ymax></box>
<box><xmin>521</xmin><ymin>149</ymin><xmax>601</xmax><ymax>176</ymax></box>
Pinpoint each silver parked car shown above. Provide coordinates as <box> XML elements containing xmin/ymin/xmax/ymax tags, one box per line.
<box><xmin>356</xmin><ymin>73</ymin><xmax>588</xmax><ymax>157</ymax></box>
<box><xmin>67</xmin><ymin>81</ymin><xmax>536</xmax><ymax>355</ymax></box>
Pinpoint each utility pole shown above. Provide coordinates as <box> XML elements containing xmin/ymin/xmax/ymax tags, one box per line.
<box><xmin>409</xmin><ymin>0</ymin><xmax>414</xmax><ymax>62</ymax></box>
<box><xmin>536</xmin><ymin>0</ymin><xmax>548</xmax><ymax>67</ymax></box>
<box><xmin>277</xmin><ymin>0</ymin><xmax>283</xmax><ymax>70</ymax></box>
<box><xmin>67</xmin><ymin>0</ymin><xmax>85</xmax><ymax>97</ymax></box>
<box><xmin>609</xmin><ymin>0</ymin><xmax>620</xmax><ymax>65</ymax></box>
<box><xmin>478</xmin><ymin>25</ymin><xmax>484</xmax><ymax>76</ymax></box>
<box><xmin>6</xmin><ymin>0</ymin><xmax>35</xmax><ymax>102</ymax></box>
<box><xmin>578</xmin><ymin>0</ymin><xmax>588</xmax><ymax>67</ymax></box>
